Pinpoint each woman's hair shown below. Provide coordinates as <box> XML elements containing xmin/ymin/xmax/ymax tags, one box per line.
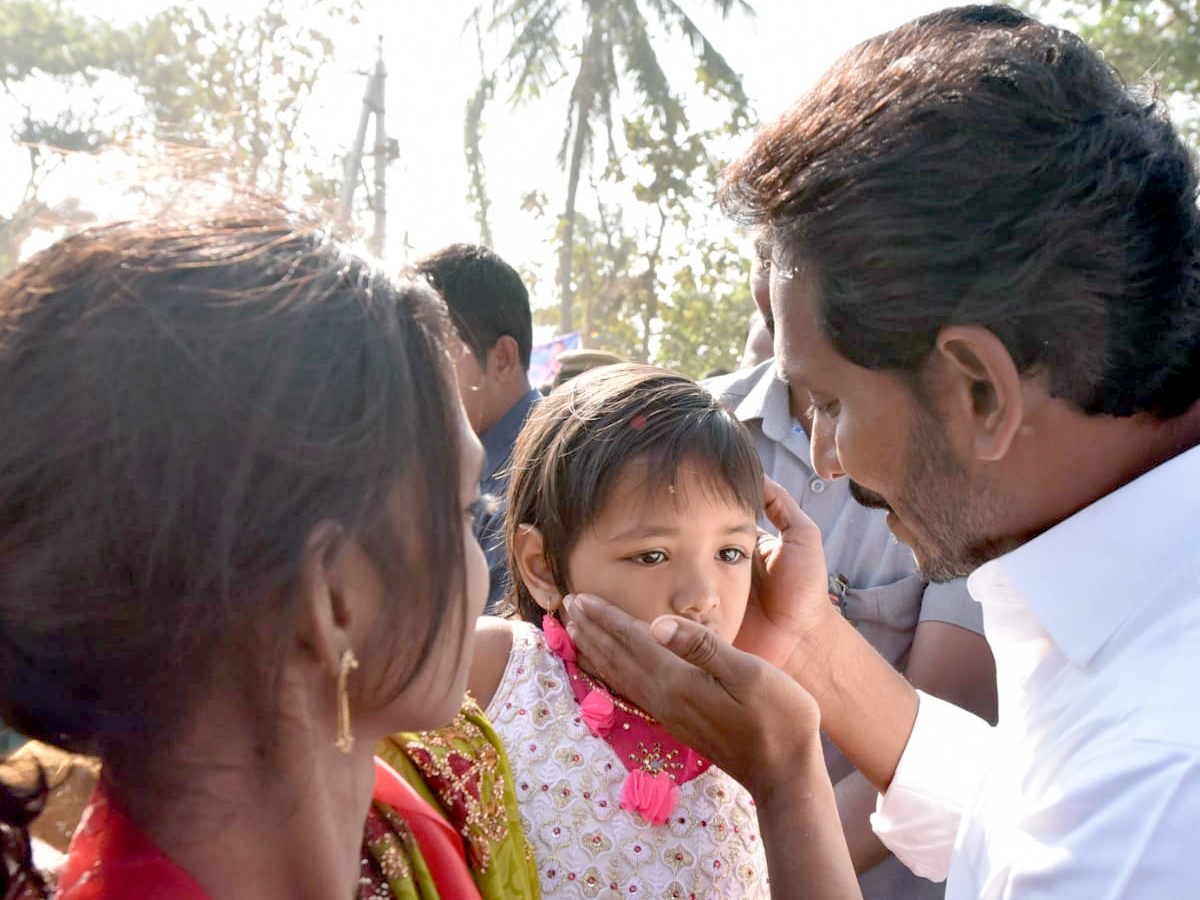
<box><xmin>0</xmin><ymin>207</ymin><xmax>466</xmax><ymax>895</ymax></box>
<box><xmin>504</xmin><ymin>363</ymin><xmax>764</xmax><ymax>625</ymax></box>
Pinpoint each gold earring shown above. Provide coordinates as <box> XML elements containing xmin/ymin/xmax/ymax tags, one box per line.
<box><xmin>335</xmin><ymin>648</ymin><xmax>360</xmax><ymax>754</ymax></box>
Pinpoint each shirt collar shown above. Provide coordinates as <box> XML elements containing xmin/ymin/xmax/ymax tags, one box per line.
<box><xmin>481</xmin><ymin>388</ymin><xmax>541</xmax><ymax>484</ymax></box>
<box><xmin>969</xmin><ymin>443</ymin><xmax>1200</xmax><ymax>668</ymax></box>
<box><xmin>732</xmin><ymin>362</ymin><xmax>815</xmax><ymax>468</ymax></box>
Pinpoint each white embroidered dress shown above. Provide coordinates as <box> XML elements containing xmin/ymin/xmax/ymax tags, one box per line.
<box><xmin>486</xmin><ymin>621</ymin><xmax>770</xmax><ymax>899</ymax></box>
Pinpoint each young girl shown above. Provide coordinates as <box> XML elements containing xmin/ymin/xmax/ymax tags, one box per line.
<box><xmin>469</xmin><ymin>363</ymin><xmax>771</xmax><ymax>899</ymax></box>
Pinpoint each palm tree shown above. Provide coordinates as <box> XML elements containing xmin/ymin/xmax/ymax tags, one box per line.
<box><xmin>470</xmin><ymin>0</ymin><xmax>754</xmax><ymax>334</ymax></box>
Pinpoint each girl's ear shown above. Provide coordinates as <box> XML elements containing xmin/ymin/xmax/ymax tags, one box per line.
<box><xmin>513</xmin><ymin>524</ymin><xmax>559</xmax><ymax>611</ymax></box>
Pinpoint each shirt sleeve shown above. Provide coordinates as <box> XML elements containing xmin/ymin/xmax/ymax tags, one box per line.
<box><xmin>915</xmin><ymin>577</ymin><xmax>984</xmax><ymax>635</ymax></box>
<box><xmin>870</xmin><ymin>691</ymin><xmax>994</xmax><ymax>882</ymax></box>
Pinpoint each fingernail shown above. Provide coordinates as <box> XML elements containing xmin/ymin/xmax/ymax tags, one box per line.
<box><xmin>651</xmin><ymin>618</ymin><xmax>678</xmax><ymax>644</ymax></box>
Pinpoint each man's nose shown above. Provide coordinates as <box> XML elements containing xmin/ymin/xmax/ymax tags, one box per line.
<box><xmin>809</xmin><ymin>414</ymin><xmax>845</xmax><ymax>481</ymax></box>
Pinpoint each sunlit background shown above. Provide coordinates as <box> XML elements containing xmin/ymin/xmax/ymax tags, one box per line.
<box><xmin>2</xmin><ymin>0</ymin><xmax>1195</xmax><ymax>374</ymax></box>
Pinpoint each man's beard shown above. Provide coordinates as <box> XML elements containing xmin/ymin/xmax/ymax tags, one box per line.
<box><xmin>849</xmin><ymin>403</ymin><xmax>1019</xmax><ymax>582</ymax></box>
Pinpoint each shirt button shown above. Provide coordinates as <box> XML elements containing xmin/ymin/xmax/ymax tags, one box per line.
<box><xmin>810</xmin><ymin>478</ymin><xmax>825</xmax><ymax>493</ymax></box>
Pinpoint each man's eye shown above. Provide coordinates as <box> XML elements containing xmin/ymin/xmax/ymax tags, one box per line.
<box><xmin>808</xmin><ymin>398</ymin><xmax>840</xmax><ymax>418</ymax></box>
<box><xmin>632</xmin><ymin>550</ymin><xmax>667</xmax><ymax>565</ymax></box>
<box><xmin>718</xmin><ymin>547</ymin><xmax>749</xmax><ymax>563</ymax></box>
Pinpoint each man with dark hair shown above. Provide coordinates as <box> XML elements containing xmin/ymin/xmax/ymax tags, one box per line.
<box><xmin>705</xmin><ymin>247</ymin><xmax>995</xmax><ymax>899</ymax></box>
<box><xmin>415</xmin><ymin>243</ymin><xmax>539</xmax><ymax>612</ymax></box>
<box><xmin>568</xmin><ymin>6</ymin><xmax>1200</xmax><ymax>898</ymax></box>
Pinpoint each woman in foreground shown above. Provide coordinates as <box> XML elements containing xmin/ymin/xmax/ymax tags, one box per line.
<box><xmin>0</xmin><ymin>208</ymin><xmax>491</xmax><ymax>899</ymax></box>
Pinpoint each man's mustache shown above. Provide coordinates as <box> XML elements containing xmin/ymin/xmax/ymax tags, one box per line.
<box><xmin>848</xmin><ymin>480</ymin><xmax>892</xmax><ymax>512</ymax></box>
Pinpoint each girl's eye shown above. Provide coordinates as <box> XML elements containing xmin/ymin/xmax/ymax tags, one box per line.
<box><xmin>718</xmin><ymin>547</ymin><xmax>750</xmax><ymax>564</ymax></box>
<box><xmin>632</xmin><ymin>550</ymin><xmax>667</xmax><ymax>565</ymax></box>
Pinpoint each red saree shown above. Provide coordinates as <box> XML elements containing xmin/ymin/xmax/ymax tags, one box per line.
<box><xmin>57</xmin><ymin>758</ymin><xmax>482</xmax><ymax>900</ymax></box>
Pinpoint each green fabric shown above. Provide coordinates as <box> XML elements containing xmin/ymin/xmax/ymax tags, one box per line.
<box><xmin>376</xmin><ymin>696</ymin><xmax>541</xmax><ymax>900</ymax></box>
<box><xmin>363</xmin><ymin>801</ymin><xmax>443</xmax><ymax>900</ymax></box>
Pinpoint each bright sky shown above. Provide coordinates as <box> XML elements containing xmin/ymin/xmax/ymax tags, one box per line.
<box><xmin>361</xmin><ymin>0</ymin><xmax>954</xmax><ymax>269</ymax></box>
<box><xmin>10</xmin><ymin>0</ymin><xmax>970</xmax><ymax>314</ymax></box>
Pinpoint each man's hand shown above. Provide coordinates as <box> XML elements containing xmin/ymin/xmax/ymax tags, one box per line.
<box><xmin>564</xmin><ymin>592</ymin><xmax>823</xmax><ymax>798</ymax></box>
<box><xmin>738</xmin><ymin>476</ymin><xmax>841</xmax><ymax>671</ymax></box>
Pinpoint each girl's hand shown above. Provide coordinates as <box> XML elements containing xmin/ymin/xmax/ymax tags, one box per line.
<box><xmin>737</xmin><ymin>476</ymin><xmax>842</xmax><ymax>671</ymax></box>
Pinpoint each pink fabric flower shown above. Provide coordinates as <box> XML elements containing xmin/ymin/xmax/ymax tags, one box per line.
<box><xmin>542</xmin><ymin>613</ymin><xmax>576</xmax><ymax>662</ymax></box>
<box><xmin>619</xmin><ymin>769</ymin><xmax>680</xmax><ymax>825</ymax></box>
<box><xmin>579</xmin><ymin>687</ymin><xmax>615</xmax><ymax>736</ymax></box>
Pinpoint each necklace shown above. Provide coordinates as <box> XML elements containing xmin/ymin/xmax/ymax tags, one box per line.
<box><xmin>569</xmin><ymin>666</ymin><xmax>656</xmax><ymax>724</ymax></box>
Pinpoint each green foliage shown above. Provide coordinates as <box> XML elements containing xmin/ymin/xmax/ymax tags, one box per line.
<box><xmin>471</xmin><ymin>0</ymin><xmax>756</xmax><ymax>332</ymax></box>
<box><xmin>124</xmin><ymin>0</ymin><xmax>358</xmax><ymax>191</ymax></box>
<box><xmin>0</xmin><ymin>0</ymin><xmax>130</xmax><ymax>80</ymax></box>
<box><xmin>464</xmin><ymin>10</ymin><xmax>496</xmax><ymax>246</ymax></box>
<box><xmin>0</xmin><ymin>0</ymin><xmax>136</xmax><ymax>270</ymax></box>
<box><xmin>1024</xmin><ymin>0</ymin><xmax>1200</xmax><ymax>142</ymax></box>
<box><xmin>0</xmin><ymin>0</ymin><xmax>362</xmax><ymax>269</ymax></box>
<box><xmin>654</xmin><ymin>240</ymin><xmax>753</xmax><ymax>379</ymax></box>
<box><xmin>520</xmin><ymin>107</ymin><xmax>756</xmax><ymax>380</ymax></box>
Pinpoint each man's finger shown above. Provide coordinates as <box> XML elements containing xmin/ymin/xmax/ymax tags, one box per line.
<box><xmin>762</xmin><ymin>475</ymin><xmax>803</xmax><ymax>531</ymax></box>
<box><xmin>763</xmin><ymin>479</ymin><xmax>826</xmax><ymax>562</ymax></box>
<box><xmin>565</xmin><ymin>593</ymin><xmax>683</xmax><ymax>709</ymax></box>
<box><xmin>652</xmin><ymin>615</ymin><xmax>722</xmax><ymax>668</ymax></box>
<box><xmin>651</xmin><ymin>614</ymin><xmax>758</xmax><ymax>695</ymax></box>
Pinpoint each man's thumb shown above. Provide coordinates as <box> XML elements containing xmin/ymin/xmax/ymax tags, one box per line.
<box><xmin>651</xmin><ymin>616</ymin><xmax>733</xmax><ymax>680</ymax></box>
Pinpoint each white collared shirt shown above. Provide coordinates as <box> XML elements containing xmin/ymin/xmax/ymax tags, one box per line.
<box><xmin>872</xmin><ymin>443</ymin><xmax>1200</xmax><ymax>898</ymax></box>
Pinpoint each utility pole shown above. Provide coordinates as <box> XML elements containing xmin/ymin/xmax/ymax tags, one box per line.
<box><xmin>339</xmin><ymin>37</ymin><xmax>399</xmax><ymax>258</ymax></box>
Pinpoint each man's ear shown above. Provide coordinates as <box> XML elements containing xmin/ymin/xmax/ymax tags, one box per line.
<box><xmin>295</xmin><ymin>521</ymin><xmax>377</xmax><ymax>675</ymax></box>
<box><xmin>513</xmin><ymin>524</ymin><xmax>559</xmax><ymax>611</ymax></box>
<box><xmin>485</xmin><ymin>335</ymin><xmax>523</xmax><ymax>383</ymax></box>
<box><xmin>933</xmin><ymin>326</ymin><xmax>1024</xmax><ymax>462</ymax></box>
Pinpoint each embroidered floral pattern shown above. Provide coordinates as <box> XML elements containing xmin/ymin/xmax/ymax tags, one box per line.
<box><xmin>489</xmin><ymin>621</ymin><xmax>770</xmax><ymax>899</ymax></box>
<box><xmin>376</xmin><ymin>695</ymin><xmax>541</xmax><ymax>900</ymax></box>
<box><xmin>360</xmin><ymin>803</ymin><xmax>423</xmax><ymax>900</ymax></box>
<box><xmin>541</xmin><ymin>613</ymin><xmax>711</xmax><ymax>825</ymax></box>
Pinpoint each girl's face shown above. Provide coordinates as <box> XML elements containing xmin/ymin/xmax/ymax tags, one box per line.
<box><xmin>562</xmin><ymin>461</ymin><xmax>757</xmax><ymax>643</ymax></box>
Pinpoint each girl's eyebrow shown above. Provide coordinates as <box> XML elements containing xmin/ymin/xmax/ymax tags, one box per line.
<box><xmin>605</xmin><ymin>522</ymin><xmax>758</xmax><ymax>542</ymax></box>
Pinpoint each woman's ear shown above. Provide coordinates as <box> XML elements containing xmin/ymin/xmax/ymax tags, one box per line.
<box><xmin>513</xmin><ymin>524</ymin><xmax>559</xmax><ymax>612</ymax></box>
<box><xmin>295</xmin><ymin>520</ymin><xmax>381</xmax><ymax>675</ymax></box>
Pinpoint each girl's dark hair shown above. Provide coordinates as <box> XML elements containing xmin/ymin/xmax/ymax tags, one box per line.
<box><xmin>0</xmin><ymin>208</ymin><xmax>466</xmax><ymax>894</ymax></box>
<box><xmin>504</xmin><ymin>363</ymin><xmax>764</xmax><ymax>625</ymax></box>
<box><xmin>722</xmin><ymin>4</ymin><xmax>1200</xmax><ymax>417</ymax></box>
